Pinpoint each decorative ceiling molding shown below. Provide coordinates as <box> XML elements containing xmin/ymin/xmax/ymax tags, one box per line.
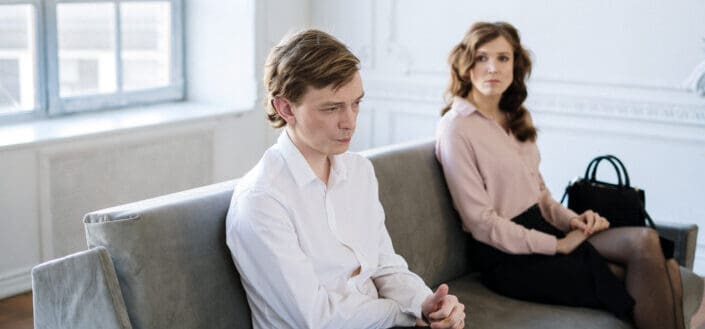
<box><xmin>380</xmin><ymin>0</ymin><xmax>414</xmax><ymax>74</ymax></box>
<box><xmin>685</xmin><ymin>59</ymin><xmax>705</xmax><ymax>97</ymax></box>
<box><xmin>364</xmin><ymin>79</ymin><xmax>705</xmax><ymax>127</ymax></box>
<box><xmin>354</xmin><ymin>0</ymin><xmax>376</xmax><ymax>71</ymax></box>
<box><xmin>527</xmin><ymin>93</ymin><xmax>705</xmax><ymax>127</ymax></box>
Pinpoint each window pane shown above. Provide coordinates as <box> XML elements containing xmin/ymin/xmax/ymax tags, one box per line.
<box><xmin>0</xmin><ymin>5</ymin><xmax>36</xmax><ymax>114</ymax></box>
<box><xmin>121</xmin><ymin>2</ymin><xmax>171</xmax><ymax>91</ymax></box>
<box><xmin>57</xmin><ymin>3</ymin><xmax>116</xmax><ymax>97</ymax></box>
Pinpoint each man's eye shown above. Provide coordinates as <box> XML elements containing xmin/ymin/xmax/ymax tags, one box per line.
<box><xmin>324</xmin><ymin>107</ymin><xmax>338</xmax><ymax>112</ymax></box>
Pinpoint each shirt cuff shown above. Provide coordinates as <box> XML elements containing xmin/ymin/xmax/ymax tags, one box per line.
<box><xmin>407</xmin><ymin>288</ymin><xmax>433</xmax><ymax>320</ymax></box>
<box><xmin>394</xmin><ymin>312</ymin><xmax>418</xmax><ymax>327</ymax></box>
<box><xmin>386</xmin><ymin>298</ymin><xmax>419</xmax><ymax>327</ymax></box>
<box><xmin>531</xmin><ymin>230</ymin><xmax>558</xmax><ymax>255</ymax></box>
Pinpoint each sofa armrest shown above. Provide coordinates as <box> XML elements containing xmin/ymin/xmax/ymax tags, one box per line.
<box><xmin>32</xmin><ymin>246</ymin><xmax>132</xmax><ymax>329</ymax></box>
<box><xmin>655</xmin><ymin>221</ymin><xmax>698</xmax><ymax>270</ymax></box>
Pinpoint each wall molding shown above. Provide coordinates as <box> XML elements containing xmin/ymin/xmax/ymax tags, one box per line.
<box><xmin>359</xmin><ymin>0</ymin><xmax>376</xmax><ymax>71</ymax></box>
<box><xmin>527</xmin><ymin>93</ymin><xmax>705</xmax><ymax>127</ymax></box>
<box><xmin>364</xmin><ymin>78</ymin><xmax>705</xmax><ymax>127</ymax></box>
<box><xmin>686</xmin><ymin>59</ymin><xmax>705</xmax><ymax>96</ymax></box>
<box><xmin>0</xmin><ymin>267</ymin><xmax>32</xmax><ymax>299</ymax></box>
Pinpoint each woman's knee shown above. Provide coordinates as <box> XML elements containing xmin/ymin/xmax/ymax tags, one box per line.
<box><xmin>631</xmin><ymin>228</ymin><xmax>662</xmax><ymax>259</ymax></box>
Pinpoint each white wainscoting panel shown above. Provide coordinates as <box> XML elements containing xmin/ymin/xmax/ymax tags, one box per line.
<box><xmin>38</xmin><ymin>129</ymin><xmax>214</xmax><ymax>260</ymax></box>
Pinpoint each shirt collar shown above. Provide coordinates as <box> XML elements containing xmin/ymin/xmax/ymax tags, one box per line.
<box><xmin>451</xmin><ymin>96</ymin><xmax>478</xmax><ymax>117</ymax></box>
<box><xmin>276</xmin><ymin>130</ymin><xmax>348</xmax><ymax>187</ymax></box>
<box><xmin>328</xmin><ymin>153</ymin><xmax>347</xmax><ymax>185</ymax></box>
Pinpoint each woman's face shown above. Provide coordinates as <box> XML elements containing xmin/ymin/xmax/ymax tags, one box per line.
<box><xmin>469</xmin><ymin>36</ymin><xmax>514</xmax><ymax>98</ymax></box>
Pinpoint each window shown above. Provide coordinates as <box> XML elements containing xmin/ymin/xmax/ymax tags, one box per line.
<box><xmin>0</xmin><ymin>3</ymin><xmax>37</xmax><ymax>116</ymax></box>
<box><xmin>0</xmin><ymin>0</ymin><xmax>183</xmax><ymax>121</ymax></box>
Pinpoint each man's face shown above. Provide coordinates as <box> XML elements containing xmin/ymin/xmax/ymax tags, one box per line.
<box><xmin>287</xmin><ymin>71</ymin><xmax>364</xmax><ymax>160</ymax></box>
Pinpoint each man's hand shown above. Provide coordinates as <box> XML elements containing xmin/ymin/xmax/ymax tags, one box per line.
<box><xmin>419</xmin><ymin>284</ymin><xmax>466</xmax><ymax>329</ymax></box>
<box><xmin>569</xmin><ymin>210</ymin><xmax>610</xmax><ymax>235</ymax></box>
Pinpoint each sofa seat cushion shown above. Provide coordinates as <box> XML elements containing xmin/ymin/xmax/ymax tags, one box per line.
<box><xmin>447</xmin><ymin>273</ymin><xmax>633</xmax><ymax>329</ymax></box>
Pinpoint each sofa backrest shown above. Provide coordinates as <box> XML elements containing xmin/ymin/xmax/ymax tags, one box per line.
<box><xmin>82</xmin><ymin>139</ymin><xmax>469</xmax><ymax>329</ymax></box>
<box><xmin>364</xmin><ymin>139</ymin><xmax>469</xmax><ymax>287</ymax></box>
<box><xmin>83</xmin><ymin>181</ymin><xmax>252</xmax><ymax>329</ymax></box>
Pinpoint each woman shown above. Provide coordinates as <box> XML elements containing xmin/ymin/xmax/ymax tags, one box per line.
<box><xmin>435</xmin><ymin>21</ymin><xmax>704</xmax><ymax>329</ymax></box>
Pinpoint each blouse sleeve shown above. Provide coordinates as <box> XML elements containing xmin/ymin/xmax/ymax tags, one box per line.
<box><xmin>536</xmin><ymin>171</ymin><xmax>578</xmax><ymax>232</ymax></box>
<box><xmin>524</xmin><ymin>111</ymin><xmax>578</xmax><ymax>233</ymax></box>
<box><xmin>436</xmin><ymin>129</ymin><xmax>558</xmax><ymax>255</ymax></box>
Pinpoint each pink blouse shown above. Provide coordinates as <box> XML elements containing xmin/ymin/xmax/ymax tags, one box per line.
<box><xmin>435</xmin><ymin>97</ymin><xmax>578</xmax><ymax>255</ymax></box>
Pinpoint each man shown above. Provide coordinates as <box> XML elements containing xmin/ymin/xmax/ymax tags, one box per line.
<box><xmin>226</xmin><ymin>29</ymin><xmax>466</xmax><ymax>329</ymax></box>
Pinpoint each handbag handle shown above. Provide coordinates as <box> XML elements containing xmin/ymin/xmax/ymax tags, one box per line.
<box><xmin>561</xmin><ymin>156</ymin><xmax>619</xmax><ymax>205</ymax></box>
<box><xmin>590</xmin><ymin>155</ymin><xmax>631</xmax><ymax>187</ymax></box>
<box><xmin>584</xmin><ymin>156</ymin><xmax>624</xmax><ymax>186</ymax></box>
<box><xmin>604</xmin><ymin>155</ymin><xmax>631</xmax><ymax>187</ymax></box>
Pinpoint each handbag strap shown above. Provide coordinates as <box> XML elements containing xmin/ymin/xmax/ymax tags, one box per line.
<box><xmin>584</xmin><ymin>156</ymin><xmax>621</xmax><ymax>183</ymax></box>
<box><xmin>588</xmin><ymin>155</ymin><xmax>625</xmax><ymax>186</ymax></box>
<box><xmin>583</xmin><ymin>156</ymin><xmax>605</xmax><ymax>180</ymax></box>
<box><xmin>562</xmin><ymin>155</ymin><xmax>621</xmax><ymax>205</ymax></box>
<box><xmin>603</xmin><ymin>155</ymin><xmax>631</xmax><ymax>187</ymax></box>
<box><xmin>641</xmin><ymin>201</ymin><xmax>657</xmax><ymax>228</ymax></box>
<box><xmin>560</xmin><ymin>183</ymin><xmax>569</xmax><ymax>204</ymax></box>
<box><xmin>562</xmin><ymin>155</ymin><xmax>632</xmax><ymax>204</ymax></box>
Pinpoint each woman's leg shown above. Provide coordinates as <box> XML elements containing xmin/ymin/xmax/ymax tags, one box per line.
<box><xmin>667</xmin><ymin>259</ymin><xmax>684</xmax><ymax>329</ymax></box>
<box><xmin>587</xmin><ymin>227</ymin><xmax>682</xmax><ymax>329</ymax></box>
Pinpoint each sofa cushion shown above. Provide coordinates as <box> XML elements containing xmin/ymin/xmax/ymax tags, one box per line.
<box><xmin>448</xmin><ymin>273</ymin><xmax>634</xmax><ymax>329</ymax></box>
<box><xmin>365</xmin><ymin>139</ymin><xmax>470</xmax><ymax>287</ymax></box>
<box><xmin>32</xmin><ymin>246</ymin><xmax>132</xmax><ymax>329</ymax></box>
<box><xmin>448</xmin><ymin>269</ymin><xmax>703</xmax><ymax>328</ymax></box>
<box><xmin>83</xmin><ymin>181</ymin><xmax>252</xmax><ymax>329</ymax></box>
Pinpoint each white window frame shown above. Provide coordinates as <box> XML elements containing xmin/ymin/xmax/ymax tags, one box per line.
<box><xmin>0</xmin><ymin>0</ymin><xmax>45</xmax><ymax>122</ymax></box>
<box><xmin>0</xmin><ymin>0</ymin><xmax>184</xmax><ymax>121</ymax></box>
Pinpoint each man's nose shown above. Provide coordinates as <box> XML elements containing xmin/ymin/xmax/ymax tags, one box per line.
<box><xmin>339</xmin><ymin>107</ymin><xmax>357</xmax><ymax>130</ymax></box>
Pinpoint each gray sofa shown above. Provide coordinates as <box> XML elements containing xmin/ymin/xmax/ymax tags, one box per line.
<box><xmin>32</xmin><ymin>139</ymin><xmax>702</xmax><ymax>329</ymax></box>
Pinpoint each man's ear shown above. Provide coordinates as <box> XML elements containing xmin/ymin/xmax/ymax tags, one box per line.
<box><xmin>273</xmin><ymin>97</ymin><xmax>296</xmax><ymax>125</ymax></box>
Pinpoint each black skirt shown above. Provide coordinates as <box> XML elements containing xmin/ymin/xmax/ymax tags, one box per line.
<box><xmin>470</xmin><ymin>204</ymin><xmax>635</xmax><ymax>319</ymax></box>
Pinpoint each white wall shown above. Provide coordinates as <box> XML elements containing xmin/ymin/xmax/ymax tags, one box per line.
<box><xmin>310</xmin><ymin>0</ymin><xmax>705</xmax><ymax>273</ymax></box>
<box><xmin>0</xmin><ymin>0</ymin><xmax>315</xmax><ymax>299</ymax></box>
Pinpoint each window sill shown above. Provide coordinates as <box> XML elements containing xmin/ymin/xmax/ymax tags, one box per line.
<box><xmin>0</xmin><ymin>101</ymin><xmax>253</xmax><ymax>151</ymax></box>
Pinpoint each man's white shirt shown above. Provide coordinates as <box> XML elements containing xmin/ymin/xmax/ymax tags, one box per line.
<box><xmin>226</xmin><ymin>131</ymin><xmax>432</xmax><ymax>329</ymax></box>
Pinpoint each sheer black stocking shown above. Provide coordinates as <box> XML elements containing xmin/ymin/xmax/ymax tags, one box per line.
<box><xmin>588</xmin><ymin>227</ymin><xmax>683</xmax><ymax>329</ymax></box>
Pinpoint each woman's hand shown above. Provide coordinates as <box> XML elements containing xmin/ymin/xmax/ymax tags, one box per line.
<box><xmin>556</xmin><ymin>230</ymin><xmax>588</xmax><ymax>254</ymax></box>
<box><xmin>569</xmin><ymin>210</ymin><xmax>610</xmax><ymax>235</ymax></box>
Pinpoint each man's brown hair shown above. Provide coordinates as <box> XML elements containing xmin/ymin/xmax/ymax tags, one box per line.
<box><xmin>263</xmin><ymin>29</ymin><xmax>360</xmax><ymax>128</ymax></box>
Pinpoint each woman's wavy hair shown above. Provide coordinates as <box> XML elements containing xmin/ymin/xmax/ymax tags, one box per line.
<box><xmin>263</xmin><ymin>29</ymin><xmax>360</xmax><ymax>128</ymax></box>
<box><xmin>441</xmin><ymin>22</ymin><xmax>536</xmax><ymax>142</ymax></box>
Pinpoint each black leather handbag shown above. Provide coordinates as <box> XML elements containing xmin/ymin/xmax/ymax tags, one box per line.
<box><xmin>560</xmin><ymin>155</ymin><xmax>674</xmax><ymax>258</ymax></box>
